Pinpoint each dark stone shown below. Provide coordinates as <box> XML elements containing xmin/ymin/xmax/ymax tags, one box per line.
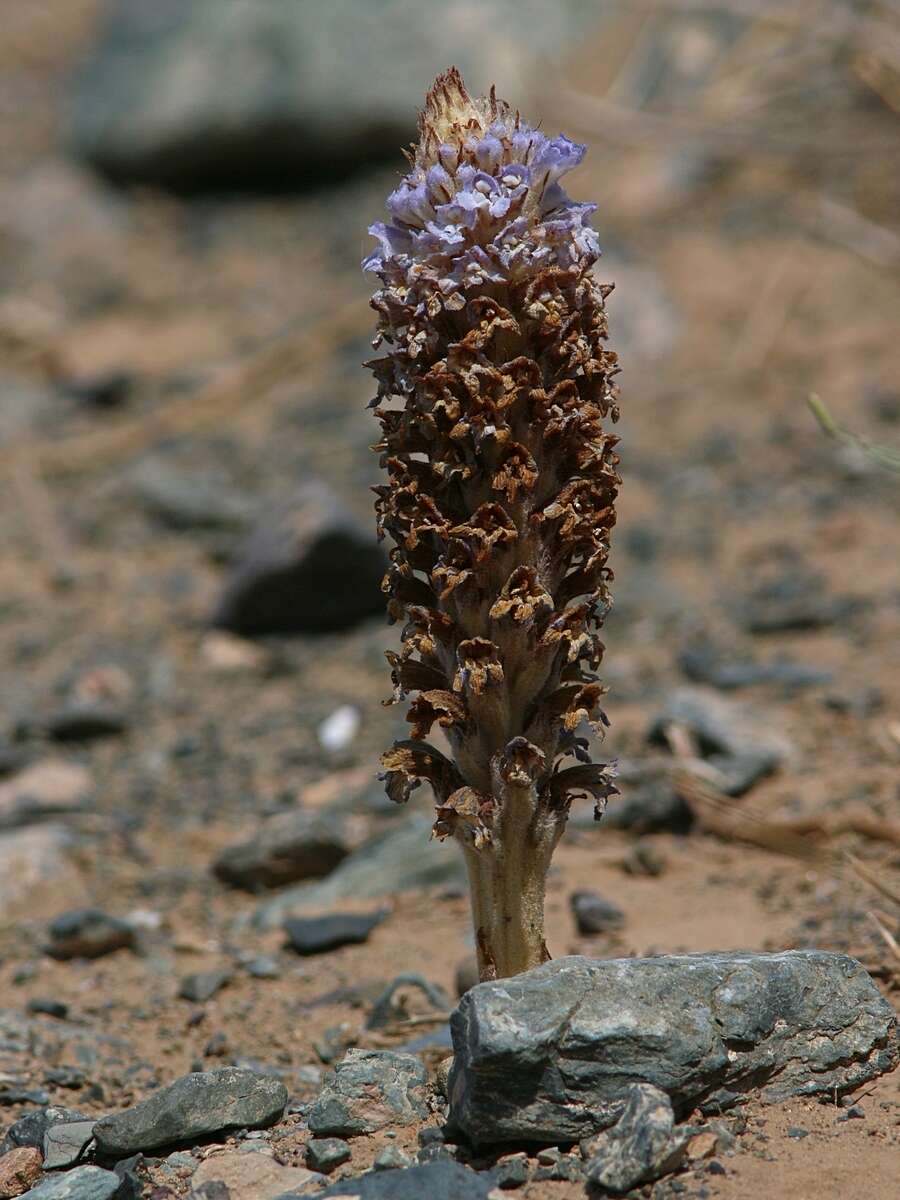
<box><xmin>449</xmin><ymin>952</ymin><xmax>898</xmax><ymax>1146</ymax></box>
<box><xmin>213</xmin><ymin>811</ymin><xmax>349</xmax><ymax>891</ymax></box>
<box><xmin>212</xmin><ymin>482</ymin><xmax>386</xmax><ymax>636</ymax></box>
<box><xmin>17</xmin><ymin>1165</ymin><xmax>121</xmax><ymax>1199</ymax></box>
<box><xmin>372</xmin><ymin>1145</ymin><xmax>412</xmax><ymax>1171</ymax></box>
<box><xmin>315</xmin><ymin>1160</ymin><xmax>494</xmax><ymax>1199</ymax></box>
<box><xmin>27</xmin><ymin>999</ymin><xmax>69</xmax><ymax>1019</ymax></box>
<box><xmin>243</xmin><ymin>956</ymin><xmax>280</xmax><ymax>980</ymax></box>
<box><xmin>129</xmin><ymin>458</ymin><xmax>257</xmax><ymax>533</ymax></box>
<box><xmin>583</xmin><ymin>1084</ymin><xmax>688</xmax><ymax>1195</ymax></box>
<box><xmin>307</xmin><ymin>1049</ymin><xmax>428</xmax><ymax>1136</ymax></box>
<box><xmin>735</xmin><ymin>570</ymin><xmax>860</xmax><ymax>634</ymax></box>
<box><xmin>42</xmin><ymin>1118</ymin><xmax>97</xmax><ymax>1169</ymax></box>
<box><xmin>0</xmin><ymin>1088</ymin><xmax>49</xmax><ymax>1107</ymax></box>
<box><xmin>44</xmin><ymin>1068</ymin><xmax>86</xmax><ymax>1089</ymax></box>
<box><xmin>45</xmin><ymin>910</ymin><xmax>135</xmax><ymax>960</ymax></box>
<box><xmin>254</xmin><ymin>817</ymin><xmax>465</xmax><ymax>930</ymax></box>
<box><xmin>786</xmin><ymin>1126</ymin><xmax>808</xmax><ymax>1139</ymax></box>
<box><xmin>67</xmin><ymin>1</ymin><xmax>592</xmax><ymax>193</ymax></box>
<box><xmin>648</xmin><ymin>687</ymin><xmax>788</xmax><ymax>795</ymax></box>
<box><xmin>679</xmin><ymin>641</ymin><xmax>832</xmax><ymax>691</ymax></box>
<box><xmin>493</xmin><ymin>1152</ymin><xmax>529</xmax><ymax>1189</ymax></box>
<box><xmin>178</xmin><ymin>971</ymin><xmax>232</xmax><ymax>1004</ymax></box>
<box><xmin>62</xmin><ymin>371</ymin><xmax>132</xmax><ymax>410</ymax></box>
<box><xmin>0</xmin><ymin>1107</ymin><xmax>86</xmax><ymax>1155</ymax></box>
<box><xmin>570</xmin><ymin>890</ymin><xmax>625</xmax><ymax>935</ymax></box>
<box><xmin>283</xmin><ymin>911</ymin><xmax>386</xmax><ymax>956</ymax></box>
<box><xmin>365</xmin><ymin>974</ymin><xmax>451</xmax><ymax>1030</ymax></box>
<box><xmin>306</xmin><ymin>1137</ymin><xmax>351</xmax><ymax>1173</ymax></box>
<box><xmin>92</xmin><ymin>1067</ymin><xmax>287</xmax><ymax>1157</ymax></box>
<box><xmin>45</xmin><ymin>704</ymin><xmax>130</xmax><ymax>742</ymax></box>
<box><xmin>454</xmin><ymin>956</ymin><xmax>480</xmax><ymax>999</ymax></box>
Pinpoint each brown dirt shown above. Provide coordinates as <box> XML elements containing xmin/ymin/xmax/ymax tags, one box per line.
<box><xmin>0</xmin><ymin>4</ymin><xmax>898</xmax><ymax>1199</ymax></box>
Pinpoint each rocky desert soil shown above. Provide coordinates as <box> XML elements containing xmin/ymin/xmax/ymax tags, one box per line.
<box><xmin>0</xmin><ymin>3</ymin><xmax>898</xmax><ymax>1199</ymax></box>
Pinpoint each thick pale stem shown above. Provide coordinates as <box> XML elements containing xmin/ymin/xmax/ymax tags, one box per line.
<box><xmin>462</xmin><ymin>789</ymin><xmax>563</xmax><ymax>979</ymax></box>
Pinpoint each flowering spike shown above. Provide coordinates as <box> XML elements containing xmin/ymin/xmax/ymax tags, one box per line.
<box><xmin>364</xmin><ymin>70</ymin><xmax>620</xmax><ymax>980</ymax></box>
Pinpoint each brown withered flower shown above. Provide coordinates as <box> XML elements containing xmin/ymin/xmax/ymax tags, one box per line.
<box><xmin>363</xmin><ymin>68</ymin><xmax>620</xmax><ymax>980</ymax></box>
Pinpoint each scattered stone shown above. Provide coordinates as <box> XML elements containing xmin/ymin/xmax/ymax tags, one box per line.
<box><xmin>45</xmin><ymin>1065</ymin><xmax>85</xmax><ymax>1089</ymax></box>
<box><xmin>366</xmin><ymin>974</ymin><xmax>451</xmax><ymax>1030</ymax></box>
<box><xmin>570</xmin><ymin>891</ymin><xmax>625</xmax><ymax>935</ymax></box>
<box><xmin>0</xmin><ymin>745</ymin><xmax>28</xmax><ymax>779</ymax></box>
<box><xmin>17</xmin><ymin>1166</ymin><xmax>120</xmax><ymax>1199</ymax></box>
<box><xmin>373</xmin><ymin>1146</ymin><xmax>412</xmax><ymax>1171</ymax></box>
<box><xmin>308</xmin><ymin>1049</ymin><xmax>428</xmax><ymax>1136</ymax></box>
<box><xmin>619</xmin><ymin>842</ymin><xmax>667</xmax><ymax>877</ymax></box>
<box><xmin>212</xmin><ymin>482</ymin><xmax>386</xmax><ymax>636</ymax></box>
<box><xmin>93</xmin><ymin>1068</ymin><xmax>287</xmax><ymax>1156</ymax></box>
<box><xmin>187</xmin><ymin>1151</ymin><xmax>318</xmax><ymax>1199</ymax></box>
<box><xmin>306</xmin><ymin>1138</ymin><xmax>351</xmax><ymax>1174</ymax></box>
<box><xmin>449</xmin><ymin>951</ymin><xmax>898</xmax><ymax>1145</ymax></box>
<box><xmin>684</xmin><ymin>1130</ymin><xmax>719</xmax><ymax>1161</ymax></box>
<box><xmin>316</xmin><ymin>1159</ymin><xmax>494</xmax><ymax>1199</ymax></box>
<box><xmin>533</xmin><ymin>1153</ymin><xmax>584</xmax><ymax>1183</ymax></box>
<box><xmin>254</xmin><ymin>817</ymin><xmax>465</xmax><ymax>929</ymax></box>
<box><xmin>583</xmin><ymin>1084</ymin><xmax>687</xmax><ymax>1195</ymax></box>
<box><xmin>200</xmin><ymin>631</ymin><xmax>270</xmax><ymax>674</ymax></box>
<box><xmin>493</xmin><ymin>1152</ymin><xmax>529</xmax><ymax>1190</ymax></box>
<box><xmin>42</xmin><ymin>1121</ymin><xmax>96</xmax><ymax>1170</ymax></box>
<box><xmin>283</xmin><ymin>910</ymin><xmax>386</xmax><ymax>956</ymax></box>
<box><xmin>648</xmin><ymin>686</ymin><xmax>789</xmax><ymax>794</ymax></box>
<box><xmin>204</xmin><ymin>1032</ymin><xmax>229</xmax><ymax>1058</ymax></box>
<box><xmin>44</xmin><ymin>706</ymin><xmax>129</xmax><ymax>743</ymax></box>
<box><xmin>679</xmin><ymin>641</ymin><xmax>831</xmax><ymax>691</ymax></box>
<box><xmin>243</xmin><ymin>956</ymin><xmax>280</xmax><ymax>981</ymax></box>
<box><xmin>62</xmin><ymin>371</ymin><xmax>131</xmax><ymax>411</ymax></box>
<box><xmin>735</xmin><ymin>569</ymin><xmax>860</xmax><ymax>634</ymax></box>
<box><xmin>786</xmin><ymin>1126</ymin><xmax>808</xmax><ymax>1139</ymax></box>
<box><xmin>0</xmin><ymin>1147</ymin><xmax>42</xmax><ymax>1198</ymax></box>
<box><xmin>0</xmin><ymin>826</ymin><xmax>78</xmax><ymax>911</ymax></box>
<box><xmin>0</xmin><ymin>1091</ymin><xmax>49</xmax><ymax>1109</ymax></box>
<box><xmin>45</xmin><ymin>910</ymin><xmax>135</xmax><ymax>961</ymax></box>
<box><xmin>129</xmin><ymin>458</ymin><xmax>257</xmax><ymax>532</ymax></box>
<box><xmin>1</xmin><ymin>1110</ymin><xmax>86</xmax><ymax>1157</ymax></box>
<box><xmin>0</xmin><ymin>763</ymin><xmax>92</xmax><ymax>829</ymax></box>
<box><xmin>69</xmin><ymin>1</ymin><xmax>594</xmax><ymax>191</ymax></box>
<box><xmin>313</xmin><ymin>1025</ymin><xmax>356</xmax><ymax>1066</ymax></box>
<box><xmin>26</xmin><ymin>1000</ymin><xmax>68</xmax><ymax>1020</ymax></box>
<box><xmin>213</xmin><ymin>811</ymin><xmax>349</xmax><ymax>891</ymax></box>
<box><xmin>178</xmin><ymin>971</ymin><xmax>232</xmax><ymax>1004</ymax></box>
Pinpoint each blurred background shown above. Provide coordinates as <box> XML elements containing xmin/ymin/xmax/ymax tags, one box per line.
<box><xmin>0</xmin><ymin>0</ymin><xmax>899</xmax><ymax>1154</ymax></box>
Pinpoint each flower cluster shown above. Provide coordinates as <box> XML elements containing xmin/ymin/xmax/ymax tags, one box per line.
<box><xmin>364</xmin><ymin>69</ymin><xmax>620</xmax><ymax>980</ymax></box>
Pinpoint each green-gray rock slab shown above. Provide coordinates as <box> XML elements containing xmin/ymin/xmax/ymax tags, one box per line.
<box><xmin>449</xmin><ymin>951</ymin><xmax>898</xmax><ymax>1145</ymax></box>
<box><xmin>92</xmin><ymin>1067</ymin><xmax>287</xmax><ymax>1157</ymax></box>
<box><xmin>308</xmin><ymin>1049</ymin><xmax>428</xmax><ymax>1136</ymax></box>
<box><xmin>20</xmin><ymin>1166</ymin><xmax>121</xmax><ymax>1200</ymax></box>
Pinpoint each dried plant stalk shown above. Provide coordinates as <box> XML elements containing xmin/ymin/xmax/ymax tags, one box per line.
<box><xmin>363</xmin><ymin>69</ymin><xmax>620</xmax><ymax>980</ymax></box>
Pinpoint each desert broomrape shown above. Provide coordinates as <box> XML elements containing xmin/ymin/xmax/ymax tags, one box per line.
<box><xmin>363</xmin><ymin>69</ymin><xmax>620</xmax><ymax>980</ymax></box>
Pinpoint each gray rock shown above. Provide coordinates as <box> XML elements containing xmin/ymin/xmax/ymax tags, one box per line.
<box><xmin>213</xmin><ymin>811</ymin><xmax>349</xmax><ymax>891</ymax></box>
<box><xmin>0</xmin><ymin>762</ymin><xmax>92</xmax><ymax>829</ymax></box>
<box><xmin>449</xmin><ymin>951</ymin><xmax>898</xmax><ymax>1145</ymax></box>
<box><xmin>648</xmin><ymin>686</ymin><xmax>789</xmax><ymax>794</ymax></box>
<box><xmin>92</xmin><ymin>1067</ymin><xmax>287</xmax><ymax>1156</ymax></box>
<box><xmin>583</xmin><ymin>1084</ymin><xmax>688</xmax><ymax>1194</ymax></box>
<box><xmin>570</xmin><ymin>891</ymin><xmax>625</xmax><ymax>935</ymax></box>
<box><xmin>1</xmin><ymin>1108</ymin><xmax>86</xmax><ymax>1156</ymax></box>
<box><xmin>366</xmin><ymin>974</ymin><xmax>451</xmax><ymax>1030</ymax></box>
<box><xmin>178</xmin><ymin>970</ymin><xmax>232</xmax><ymax>1003</ymax></box>
<box><xmin>372</xmin><ymin>1145</ymin><xmax>412</xmax><ymax>1171</ymax></box>
<box><xmin>69</xmin><ymin>0</ymin><xmax>597</xmax><ymax>191</ymax></box>
<box><xmin>679</xmin><ymin>641</ymin><xmax>832</xmax><ymax>691</ymax></box>
<box><xmin>129</xmin><ymin>458</ymin><xmax>257</xmax><ymax>532</ymax></box>
<box><xmin>212</xmin><ymin>482</ymin><xmax>386</xmax><ymax>636</ymax></box>
<box><xmin>45</xmin><ymin>910</ymin><xmax>135</xmax><ymax>960</ymax></box>
<box><xmin>19</xmin><ymin>1166</ymin><xmax>121</xmax><ymax>1200</ymax></box>
<box><xmin>306</xmin><ymin>1137</ymin><xmax>351</xmax><ymax>1174</ymax></box>
<box><xmin>254</xmin><ymin>817</ymin><xmax>465</xmax><ymax>930</ymax></box>
<box><xmin>493</xmin><ymin>1152</ymin><xmax>529</xmax><ymax>1189</ymax></box>
<box><xmin>308</xmin><ymin>1049</ymin><xmax>428</xmax><ymax>1136</ymax></box>
<box><xmin>283</xmin><ymin>911</ymin><xmax>386</xmax><ymax>956</ymax></box>
<box><xmin>42</xmin><ymin>1119</ymin><xmax>96</xmax><ymax>1170</ymax></box>
<box><xmin>735</xmin><ymin>569</ymin><xmax>861</xmax><ymax>634</ymax></box>
<box><xmin>315</xmin><ymin>1160</ymin><xmax>493</xmax><ymax>1199</ymax></box>
<box><xmin>44</xmin><ymin>704</ymin><xmax>129</xmax><ymax>742</ymax></box>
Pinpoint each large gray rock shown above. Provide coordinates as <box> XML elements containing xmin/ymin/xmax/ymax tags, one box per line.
<box><xmin>212</xmin><ymin>482</ymin><xmax>386</xmax><ymax>636</ymax></box>
<box><xmin>315</xmin><ymin>1160</ymin><xmax>494</xmax><ymax>1200</ymax></box>
<box><xmin>69</xmin><ymin>0</ymin><xmax>597</xmax><ymax>190</ymax></box>
<box><xmin>92</xmin><ymin>1067</ymin><xmax>287</xmax><ymax>1156</ymax></box>
<box><xmin>449</xmin><ymin>951</ymin><xmax>898</xmax><ymax>1145</ymax></box>
<box><xmin>308</xmin><ymin>1049</ymin><xmax>428</xmax><ymax>1136</ymax></box>
<box><xmin>254</xmin><ymin>816</ymin><xmax>465</xmax><ymax>929</ymax></box>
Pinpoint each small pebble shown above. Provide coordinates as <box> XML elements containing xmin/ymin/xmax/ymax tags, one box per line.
<box><xmin>305</xmin><ymin>1137</ymin><xmax>351</xmax><ymax>1174</ymax></box>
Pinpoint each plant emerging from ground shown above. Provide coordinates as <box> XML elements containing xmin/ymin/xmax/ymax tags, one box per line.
<box><xmin>363</xmin><ymin>69</ymin><xmax>620</xmax><ymax>980</ymax></box>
